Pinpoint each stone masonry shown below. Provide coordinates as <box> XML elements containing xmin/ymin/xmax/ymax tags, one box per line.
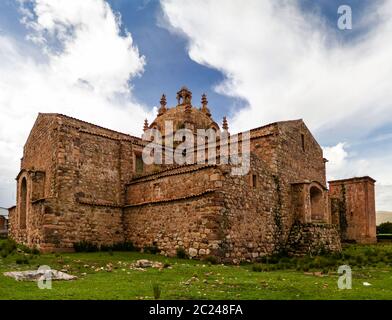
<box><xmin>329</xmin><ymin>177</ymin><xmax>377</xmax><ymax>243</ymax></box>
<box><xmin>8</xmin><ymin>87</ymin><xmax>376</xmax><ymax>261</ymax></box>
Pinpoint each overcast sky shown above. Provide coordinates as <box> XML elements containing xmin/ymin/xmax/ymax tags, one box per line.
<box><xmin>0</xmin><ymin>0</ymin><xmax>391</xmax><ymax>211</ymax></box>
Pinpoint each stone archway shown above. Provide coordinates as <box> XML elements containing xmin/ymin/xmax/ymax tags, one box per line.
<box><xmin>20</xmin><ymin>177</ymin><xmax>27</xmax><ymax>229</ymax></box>
<box><xmin>310</xmin><ymin>186</ymin><xmax>324</xmax><ymax>222</ymax></box>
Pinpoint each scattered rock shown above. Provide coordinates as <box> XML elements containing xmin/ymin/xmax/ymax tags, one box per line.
<box><xmin>4</xmin><ymin>270</ymin><xmax>77</xmax><ymax>281</ymax></box>
<box><xmin>304</xmin><ymin>271</ymin><xmax>324</xmax><ymax>277</ymax></box>
<box><xmin>182</xmin><ymin>276</ymin><xmax>200</xmax><ymax>286</ymax></box>
<box><xmin>131</xmin><ymin>260</ymin><xmax>165</xmax><ymax>270</ymax></box>
<box><xmin>135</xmin><ymin>259</ymin><xmax>153</xmax><ymax>268</ymax></box>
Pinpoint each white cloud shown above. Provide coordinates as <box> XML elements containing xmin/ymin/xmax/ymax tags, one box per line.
<box><xmin>160</xmin><ymin>0</ymin><xmax>392</xmax><ymax>210</ymax></box>
<box><xmin>323</xmin><ymin>141</ymin><xmax>392</xmax><ymax>210</ymax></box>
<box><xmin>160</xmin><ymin>0</ymin><xmax>392</xmax><ymax>135</ymax></box>
<box><xmin>161</xmin><ymin>0</ymin><xmax>392</xmax><ymax>134</ymax></box>
<box><xmin>323</xmin><ymin>143</ymin><xmax>348</xmax><ymax>178</ymax></box>
<box><xmin>0</xmin><ymin>0</ymin><xmax>152</xmax><ymax>207</ymax></box>
<box><xmin>323</xmin><ymin>142</ymin><xmax>372</xmax><ymax>181</ymax></box>
<box><xmin>377</xmin><ymin>185</ymin><xmax>392</xmax><ymax>212</ymax></box>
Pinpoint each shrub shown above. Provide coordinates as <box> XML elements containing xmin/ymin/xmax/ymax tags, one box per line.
<box><xmin>101</xmin><ymin>241</ymin><xmax>136</xmax><ymax>252</ymax></box>
<box><xmin>144</xmin><ymin>245</ymin><xmax>159</xmax><ymax>255</ymax></box>
<box><xmin>302</xmin><ymin>264</ymin><xmax>310</xmax><ymax>272</ymax></box>
<box><xmin>377</xmin><ymin>222</ymin><xmax>392</xmax><ymax>234</ymax></box>
<box><xmin>252</xmin><ymin>263</ymin><xmax>279</xmax><ymax>272</ymax></box>
<box><xmin>251</xmin><ymin>244</ymin><xmax>392</xmax><ymax>272</ymax></box>
<box><xmin>377</xmin><ymin>234</ymin><xmax>392</xmax><ymax>240</ymax></box>
<box><xmin>176</xmin><ymin>247</ymin><xmax>188</xmax><ymax>259</ymax></box>
<box><xmin>18</xmin><ymin>245</ymin><xmax>31</xmax><ymax>254</ymax></box>
<box><xmin>74</xmin><ymin>241</ymin><xmax>137</xmax><ymax>253</ymax></box>
<box><xmin>113</xmin><ymin>241</ymin><xmax>136</xmax><ymax>252</ymax></box>
<box><xmin>252</xmin><ymin>264</ymin><xmax>263</xmax><ymax>272</ymax></box>
<box><xmin>31</xmin><ymin>247</ymin><xmax>40</xmax><ymax>255</ymax></box>
<box><xmin>15</xmin><ymin>256</ymin><xmax>29</xmax><ymax>265</ymax></box>
<box><xmin>0</xmin><ymin>239</ymin><xmax>17</xmax><ymax>256</ymax></box>
<box><xmin>73</xmin><ymin>241</ymin><xmax>99</xmax><ymax>252</ymax></box>
<box><xmin>152</xmin><ymin>283</ymin><xmax>161</xmax><ymax>300</ymax></box>
<box><xmin>203</xmin><ymin>255</ymin><xmax>219</xmax><ymax>265</ymax></box>
<box><xmin>0</xmin><ymin>250</ymin><xmax>8</xmax><ymax>258</ymax></box>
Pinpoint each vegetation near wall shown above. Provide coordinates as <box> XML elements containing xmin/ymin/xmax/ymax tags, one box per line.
<box><xmin>377</xmin><ymin>222</ymin><xmax>392</xmax><ymax>234</ymax></box>
<box><xmin>1</xmin><ymin>239</ymin><xmax>392</xmax><ymax>300</ymax></box>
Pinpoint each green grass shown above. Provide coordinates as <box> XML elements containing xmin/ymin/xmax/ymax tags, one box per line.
<box><xmin>0</xmin><ymin>240</ymin><xmax>392</xmax><ymax>300</ymax></box>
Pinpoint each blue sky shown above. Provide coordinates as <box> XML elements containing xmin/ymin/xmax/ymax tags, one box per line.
<box><xmin>0</xmin><ymin>0</ymin><xmax>380</xmax><ymax>120</ymax></box>
<box><xmin>107</xmin><ymin>0</ymin><xmax>242</xmax><ymax>121</ymax></box>
<box><xmin>0</xmin><ymin>0</ymin><xmax>391</xmax><ymax>211</ymax></box>
<box><xmin>109</xmin><ymin>0</ymin><xmax>374</xmax><ymax>120</ymax></box>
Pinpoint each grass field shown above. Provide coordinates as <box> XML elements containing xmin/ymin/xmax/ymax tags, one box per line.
<box><xmin>0</xmin><ymin>240</ymin><xmax>391</xmax><ymax>300</ymax></box>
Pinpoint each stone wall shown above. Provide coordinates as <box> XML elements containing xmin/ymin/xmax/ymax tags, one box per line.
<box><xmin>123</xmin><ymin>155</ymin><xmax>283</xmax><ymax>263</ymax></box>
<box><xmin>218</xmin><ymin>155</ymin><xmax>281</xmax><ymax>262</ymax></box>
<box><xmin>8</xmin><ymin>207</ymin><xmax>16</xmax><ymax>237</ymax></box>
<box><xmin>274</xmin><ymin>120</ymin><xmax>329</xmax><ymax>241</ymax></box>
<box><xmin>124</xmin><ymin>164</ymin><xmax>225</xmax><ymax>258</ymax></box>
<box><xmin>124</xmin><ymin>193</ymin><xmax>224</xmax><ymax>258</ymax></box>
<box><xmin>41</xmin><ymin>202</ymin><xmax>124</xmax><ymax>252</ymax></box>
<box><xmin>10</xmin><ymin>114</ymin><xmax>142</xmax><ymax>251</ymax></box>
<box><xmin>0</xmin><ymin>216</ymin><xmax>8</xmax><ymax>237</ymax></box>
<box><xmin>250</xmin><ymin>123</ymin><xmax>279</xmax><ymax>173</ymax></box>
<box><xmin>42</xmin><ymin>115</ymin><xmax>137</xmax><ymax>250</ymax></box>
<box><xmin>10</xmin><ymin>114</ymin><xmax>59</xmax><ymax>245</ymax></box>
<box><xmin>21</xmin><ymin>114</ymin><xmax>59</xmax><ymax>199</ymax></box>
<box><xmin>8</xmin><ymin>113</ymin><xmax>343</xmax><ymax>258</ymax></box>
<box><xmin>126</xmin><ymin>164</ymin><xmax>219</xmax><ymax>204</ymax></box>
<box><xmin>286</xmin><ymin>222</ymin><xmax>342</xmax><ymax>256</ymax></box>
<box><xmin>11</xmin><ymin>113</ymin><xmax>57</xmax><ymax>245</ymax></box>
<box><xmin>329</xmin><ymin>177</ymin><xmax>377</xmax><ymax>244</ymax></box>
<box><xmin>0</xmin><ymin>217</ymin><xmax>4</xmax><ymax>229</ymax></box>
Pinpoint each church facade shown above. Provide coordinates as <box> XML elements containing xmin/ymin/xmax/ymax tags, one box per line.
<box><xmin>8</xmin><ymin>87</ymin><xmax>377</xmax><ymax>262</ymax></box>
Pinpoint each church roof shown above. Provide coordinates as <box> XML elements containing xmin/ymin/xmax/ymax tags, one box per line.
<box><xmin>149</xmin><ymin>87</ymin><xmax>220</xmax><ymax>135</ymax></box>
<box><xmin>37</xmin><ymin>113</ymin><xmax>143</xmax><ymax>142</ymax></box>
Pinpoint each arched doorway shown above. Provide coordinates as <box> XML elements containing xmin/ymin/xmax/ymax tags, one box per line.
<box><xmin>310</xmin><ymin>186</ymin><xmax>324</xmax><ymax>222</ymax></box>
<box><xmin>20</xmin><ymin>178</ymin><xmax>27</xmax><ymax>229</ymax></box>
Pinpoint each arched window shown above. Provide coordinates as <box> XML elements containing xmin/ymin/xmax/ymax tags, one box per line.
<box><xmin>20</xmin><ymin>177</ymin><xmax>27</xmax><ymax>229</ymax></box>
<box><xmin>310</xmin><ymin>186</ymin><xmax>324</xmax><ymax>222</ymax></box>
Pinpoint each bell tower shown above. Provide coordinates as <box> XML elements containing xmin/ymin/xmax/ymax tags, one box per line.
<box><xmin>176</xmin><ymin>86</ymin><xmax>192</xmax><ymax>106</ymax></box>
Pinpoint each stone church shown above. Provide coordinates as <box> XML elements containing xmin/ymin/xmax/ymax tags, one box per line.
<box><xmin>8</xmin><ymin>87</ymin><xmax>376</xmax><ymax>262</ymax></box>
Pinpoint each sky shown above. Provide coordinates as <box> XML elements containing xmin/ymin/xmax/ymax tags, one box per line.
<box><xmin>0</xmin><ymin>0</ymin><xmax>391</xmax><ymax>211</ymax></box>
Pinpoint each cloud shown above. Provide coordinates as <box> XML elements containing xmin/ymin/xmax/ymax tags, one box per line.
<box><xmin>324</xmin><ymin>141</ymin><xmax>392</xmax><ymax>184</ymax></box>
<box><xmin>323</xmin><ymin>141</ymin><xmax>392</xmax><ymax>211</ymax></box>
<box><xmin>323</xmin><ymin>142</ymin><xmax>371</xmax><ymax>180</ymax></box>
<box><xmin>160</xmin><ymin>0</ymin><xmax>392</xmax><ymax>135</ymax></box>
<box><xmin>0</xmin><ymin>0</ymin><xmax>151</xmax><ymax>207</ymax></box>
<box><xmin>323</xmin><ymin>143</ymin><xmax>349</xmax><ymax>179</ymax></box>
<box><xmin>160</xmin><ymin>0</ymin><xmax>392</xmax><ymax>210</ymax></box>
<box><xmin>377</xmin><ymin>186</ymin><xmax>392</xmax><ymax>212</ymax></box>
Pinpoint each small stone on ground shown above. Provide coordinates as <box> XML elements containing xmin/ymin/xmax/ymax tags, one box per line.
<box><xmin>4</xmin><ymin>270</ymin><xmax>77</xmax><ymax>281</ymax></box>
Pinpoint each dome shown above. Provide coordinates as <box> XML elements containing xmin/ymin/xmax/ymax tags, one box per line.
<box><xmin>149</xmin><ymin>87</ymin><xmax>220</xmax><ymax>137</ymax></box>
